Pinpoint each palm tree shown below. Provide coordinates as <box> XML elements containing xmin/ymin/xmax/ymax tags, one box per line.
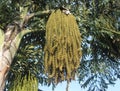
<box><xmin>0</xmin><ymin>0</ymin><xmax>120</xmax><ymax>91</ymax></box>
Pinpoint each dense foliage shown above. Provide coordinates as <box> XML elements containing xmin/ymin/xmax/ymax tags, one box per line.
<box><xmin>0</xmin><ymin>0</ymin><xmax>120</xmax><ymax>91</ymax></box>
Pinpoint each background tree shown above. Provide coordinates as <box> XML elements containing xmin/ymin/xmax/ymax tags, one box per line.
<box><xmin>0</xmin><ymin>0</ymin><xmax>120</xmax><ymax>91</ymax></box>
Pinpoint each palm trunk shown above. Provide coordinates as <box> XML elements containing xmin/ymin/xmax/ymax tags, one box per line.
<box><xmin>0</xmin><ymin>8</ymin><xmax>50</xmax><ymax>90</ymax></box>
<box><xmin>0</xmin><ymin>62</ymin><xmax>9</xmax><ymax>91</ymax></box>
<box><xmin>0</xmin><ymin>28</ymin><xmax>32</xmax><ymax>91</ymax></box>
<box><xmin>0</xmin><ymin>38</ymin><xmax>17</xmax><ymax>90</ymax></box>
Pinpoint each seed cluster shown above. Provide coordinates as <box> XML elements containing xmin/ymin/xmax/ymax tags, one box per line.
<box><xmin>44</xmin><ymin>9</ymin><xmax>82</xmax><ymax>83</ymax></box>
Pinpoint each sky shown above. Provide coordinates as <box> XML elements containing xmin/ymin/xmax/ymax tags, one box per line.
<box><xmin>40</xmin><ymin>79</ymin><xmax>120</xmax><ymax>91</ymax></box>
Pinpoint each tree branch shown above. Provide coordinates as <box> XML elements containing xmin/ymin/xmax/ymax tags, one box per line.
<box><xmin>26</xmin><ymin>10</ymin><xmax>53</xmax><ymax>21</ymax></box>
<box><xmin>21</xmin><ymin>10</ymin><xmax>53</xmax><ymax>28</ymax></box>
<box><xmin>34</xmin><ymin>10</ymin><xmax>53</xmax><ymax>16</ymax></box>
<box><xmin>0</xmin><ymin>29</ymin><xmax>4</xmax><ymax>52</ymax></box>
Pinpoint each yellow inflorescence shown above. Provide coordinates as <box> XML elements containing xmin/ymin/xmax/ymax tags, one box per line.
<box><xmin>10</xmin><ymin>73</ymin><xmax>38</xmax><ymax>91</ymax></box>
<box><xmin>44</xmin><ymin>9</ymin><xmax>82</xmax><ymax>83</ymax></box>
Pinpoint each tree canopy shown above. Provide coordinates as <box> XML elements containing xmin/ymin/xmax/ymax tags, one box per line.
<box><xmin>0</xmin><ymin>0</ymin><xmax>120</xmax><ymax>91</ymax></box>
